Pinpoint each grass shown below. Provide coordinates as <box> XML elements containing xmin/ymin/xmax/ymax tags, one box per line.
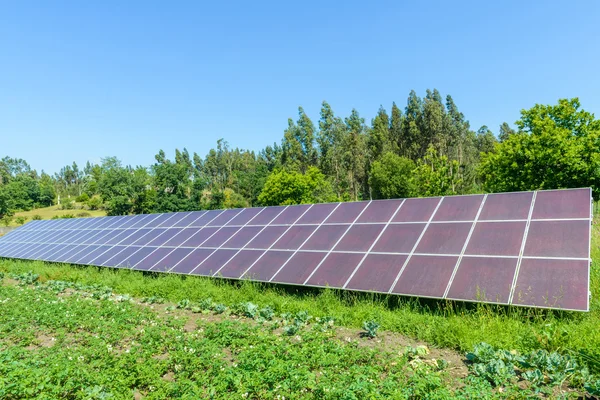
<box><xmin>9</xmin><ymin>204</ymin><xmax>106</xmax><ymax>226</ymax></box>
<box><xmin>0</xmin><ymin>274</ymin><xmax>594</xmax><ymax>399</ymax></box>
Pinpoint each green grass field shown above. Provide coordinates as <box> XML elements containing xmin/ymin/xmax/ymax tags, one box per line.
<box><xmin>0</xmin><ymin>212</ymin><xmax>598</xmax><ymax>398</ymax></box>
<box><xmin>8</xmin><ymin>205</ymin><xmax>106</xmax><ymax>227</ymax></box>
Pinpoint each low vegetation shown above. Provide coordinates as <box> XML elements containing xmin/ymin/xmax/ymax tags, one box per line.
<box><xmin>2</xmin><ymin>271</ymin><xmax>599</xmax><ymax>398</ymax></box>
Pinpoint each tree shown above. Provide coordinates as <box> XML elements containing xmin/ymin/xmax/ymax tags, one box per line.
<box><xmin>368</xmin><ymin>106</ymin><xmax>391</xmax><ymax>162</ymax></box>
<box><xmin>498</xmin><ymin>122</ymin><xmax>516</xmax><ymax>142</ymax></box>
<box><xmin>343</xmin><ymin>109</ymin><xmax>368</xmax><ymax>201</ymax></box>
<box><xmin>475</xmin><ymin>125</ymin><xmax>497</xmax><ymax>155</ymax></box>
<box><xmin>389</xmin><ymin>102</ymin><xmax>403</xmax><ymax>155</ymax></box>
<box><xmin>402</xmin><ymin>90</ymin><xmax>424</xmax><ymax>160</ymax></box>
<box><xmin>258</xmin><ymin>166</ymin><xmax>336</xmax><ymax>206</ymax></box>
<box><xmin>369</xmin><ymin>152</ymin><xmax>415</xmax><ymax>199</ymax></box>
<box><xmin>413</xmin><ymin>146</ymin><xmax>462</xmax><ymax>197</ymax></box>
<box><xmin>480</xmin><ymin>98</ymin><xmax>600</xmax><ymax>198</ymax></box>
<box><xmin>317</xmin><ymin>101</ymin><xmax>347</xmax><ymax>197</ymax></box>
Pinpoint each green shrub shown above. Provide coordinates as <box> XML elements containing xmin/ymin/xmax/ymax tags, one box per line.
<box><xmin>31</xmin><ymin>214</ymin><xmax>42</xmax><ymax>220</ymax></box>
<box><xmin>76</xmin><ymin>193</ymin><xmax>90</xmax><ymax>203</ymax></box>
<box><xmin>1</xmin><ymin>216</ymin><xmax>13</xmax><ymax>226</ymax></box>
<box><xmin>59</xmin><ymin>200</ymin><xmax>75</xmax><ymax>210</ymax></box>
<box><xmin>14</xmin><ymin>216</ymin><xmax>27</xmax><ymax>225</ymax></box>
<box><xmin>76</xmin><ymin>212</ymin><xmax>91</xmax><ymax>218</ymax></box>
<box><xmin>87</xmin><ymin>196</ymin><xmax>103</xmax><ymax>211</ymax></box>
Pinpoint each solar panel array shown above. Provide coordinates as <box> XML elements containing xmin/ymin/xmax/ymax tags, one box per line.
<box><xmin>0</xmin><ymin>188</ymin><xmax>592</xmax><ymax>311</ymax></box>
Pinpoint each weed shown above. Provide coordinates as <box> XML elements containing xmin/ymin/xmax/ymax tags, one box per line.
<box><xmin>177</xmin><ymin>299</ymin><xmax>191</xmax><ymax>309</ymax></box>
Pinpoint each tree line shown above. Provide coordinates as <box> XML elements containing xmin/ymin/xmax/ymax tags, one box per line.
<box><xmin>1</xmin><ymin>90</ymin><xmax>598</xmax><ymax>220</ymax></box>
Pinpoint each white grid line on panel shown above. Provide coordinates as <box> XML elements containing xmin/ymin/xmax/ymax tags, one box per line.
<box><xmin>443</xmin><ymin>194</ymin><xmax>488</xmax><ymax>299</ymax></box>
<box><xmin>143</xmin><ymin>208</ymin><xmax>266</xmax><ymax>272</ymax></box>
<box><xmin>69</xmin><ymin>214</ymin><xmax>161</xmax><ymax>264</ymax></box>
<box><xmin>232</xmin><ymin>205</ymin><xmax>319</xmax><ymax>278</ymax></box>
<box><xmin>99</xmin><ymin>212</ymin><xmax>196</xmax><ymax>268</ymax></box>
<box><xmin>267</xmin><ymin>203</ymin><xmax>342</xmax><ymax>282</ymax></box>
<box><xmin>507</xmin><ymin>191</ymin><xmax>537</xmax><ymax>305</ymax></box>
<box><xmin>33</xmin><ymin>216</ymin><xmax>138</xmax><ymax>261</ymax></box>
<box><xmin>36</xmin><ymin>216</ymin><xmax>131</xmax><ymax>261</ymax></box>
<box><xmin>86</xmin><ymin>212</ymin><xmax>187</xmax><ymax>267</ymax></box>
<box><xmin>110</xmin><ymin>212</ymin><xmax>197</xmax><ymax>268</ymax></box>
<box><xmin>183</xmin><ymin>208</ymin><xmax>250</xmax><ymax>275</ymax></box>
<box><xmin>163</xmin><ymin>209</ymin><xmax>228</xmax><ymax>272</ymax></box>
<box><xmin>14</xmin><ymin>215</ymin><xmax>108</xmax><ymax>259</ymax></box>
<box><xmin>302</xmin><ymin>201</ymin><xmax>373</xmax><ymax>285</ymax></box>
<box><xmin>121</xmin><ymin>211</ymin><xmax>209</xmax><ymax>269</ymax></box>
<box><xmin>209</xmin><ymin>206</ymin><xmax>299</xmax><ymax>277</ymax></box>
<box><xmin>342</xmin><ymin>200</ymin><xmax>407</xmax><ymax>289</ymax></box>
<box><xmin>387</xmin><ymin>197</ymin><xmax>445</xmax><ymax>294</ymax></box>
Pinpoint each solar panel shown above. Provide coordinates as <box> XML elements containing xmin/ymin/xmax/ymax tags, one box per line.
<box><xmin>0</xmin><ymin>188</ymin><xmax>592</xmax><ymax>311</ymax></box>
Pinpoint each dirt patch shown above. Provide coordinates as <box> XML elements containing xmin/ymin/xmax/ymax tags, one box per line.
<box><xmin>162</xmin><ymin>371</ymin><xmax>175</xmax><ymax>382</ymax></box>
<box><xmin>26</xmin><ymin>332</ymin><xmax>56</xmax><ymax>350</ymax></box>
<box><xmin>2</xmin><ymin>278</ymin><xmax>19</xmax><ymax>286</ymax></box>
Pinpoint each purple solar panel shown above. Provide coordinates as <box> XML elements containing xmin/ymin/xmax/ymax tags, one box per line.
<box><xmin>392</xmin><ymin>255</ymin><xmax>458</xmax><ymax>297</ymax></box>
<box><xmin>249</xmin><ymin>206</ymin><xmax>287</xmax><ymax>225</ymax></box>
<box><xmin>244</xmin><ymin>250</ymin><xmax>293</xmax><ymax>282</ymax></box>
<box><xmin>202</xmin><ymin>227</ymin><xmax>242</xmax><ymax>248</ymax></box>
<box><xmin>208</xmin><ymin>209</ymin><xmax>242</xmax><ymax>226</ymax></box>
<box><xmin>150</xmin><ymin>248</ymin><xmax>194</xmax><ymax>272</ymax></box>
<box><xmin>245</xmin><ymin>226</ymin><xmax>289</xmax><ymax>249</ymax></box>
<box><xmin>327</xmin><ymin>201</ymin><xmax>369</xmax><ymax>224</ymax></box>
<box><xmin>191</xmin><ymin>249</ymin><xmax>238</xmax><ymax>276</ymax></box>
<box><xmin>300</xmin><ymin>225</ymin><xmax>346</xmax><ymax>251</ymax></box>
<box><xmin>226</xmin><ymin>207</ymin><xmax>264</xmax><ymax>226</ymax></box>
<box><xmin>524</xmin><ymin>220</ymin><xmax>590</xmax><ymax>258</ymax></box>
<box><xmin>446</xmin><ymin>257</ymin><xmax>518</xmax><ymax>304</ymax></box>
<box><xmin>134</xmin><ymin>248</ymin><xmax>175</xmax><ymax>271</ymax></box>
<box><xmin>272</xmin><ymin>226</ymin><xmax>316</xmax><ymax>250</ymax></box>
<box><xmin>271</xmin><ymin>204</ymin><xmax>311</xmax><ymax>225</ymax></box>
<box><xmin>532</xmin><ymin>188</ymin><xmax>591</xmax><ymax>220</ymax></box>
<box><xmin>169</xmin><ymin>249</ymin><xmax>214</xmax><ymax>273</ymax></box>
<box><xmin>305</xmin><ymin>253</ymin><xmax>364</xmax><ymax>287</ymax></box>
<box><xmin>393</xmin><ymin>197</ymin><xmax>440</xmax><ymax>222</ymax></box>
<box><xmin>345</xmin><ymin>254</ymin><xmax>408</xmax><ymax>292</ymax></box>
<box><xmin>372</xmin><ymin>224</ymin><xmax>425</xmax><ymax>253</ymax></box>
<box><xmin>415</xmin><ymin>223</ymin><xmax>471</xmax><ymax>254</ymax></box>
<box><xmin>512</xmin><ymin>258</ymin><xmax>588</xmax><ymax>311</ymax></box>
<box><xmin>465</xmin><ymin>222</ymin><xmax>526</xmax><ymax>256</ymax></box>
<box><xmin>357</xmin><ymin>199</ymin><xmax>403</xmax><ymax>223</ymax></box>
<box><xmin>479</xmin><ymin>192</ymin><xmax>533</xmax><ymax>221</ymax></box>
<box><xmin>433</xmin><ymin>195</ymin><xmax>484</xmax><ymax>221</ymax></box>
<box><xmin>222</xmin><ymin>226</ymin><xmax>264</xmax><ymax>248</ymax></box>
<box><xmin>271</xmin><ymin>251</ymin><xmax>327</xmax><ymax>284</ymax></box>
<box><xmin>0</xmin><ymin>188</ymin><xmax>591</xmax><ymax>311</ymax></box>
<box><xmin>334</xmin><ymin>224</ymin><xmax>384</xmax><ymax>252</ymax></box>
<box><xmin>217</xmin><ymin>250</ymin><xmax>264</xmax><ymax>278</ymax></box>
<box><xmin>296</xmin><ymin>203</ymin><xmax>339</xmax><ymax>224</ymax></box>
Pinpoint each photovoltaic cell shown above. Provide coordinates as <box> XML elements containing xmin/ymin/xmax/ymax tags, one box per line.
<box><xmin>0</xmin><ymin>188</ymin><xmax>591</xmax><ymax>311</ymax></box>
<box><xmin>524</xmin><ymin>220</ymin><xmax>589</xmax><ymax>258</ymax></box>
<box><xmin>465</xmin><ymin>222</ymin><xmax>525</xmax><ymax>256</ymax></box>
<box><xmin>345</xmin><ymin>254</ymin><xmax>408</xmax><ymax>292</ymax></box>
<box><xmin>446</xmin><ymin>257</ymin><xmax>518</xmax><ymax>304</ymax></box>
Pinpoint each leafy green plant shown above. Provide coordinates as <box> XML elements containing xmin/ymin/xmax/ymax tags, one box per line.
<box><xmin>177</xmin><ymin>299</ymin><xmax>191</xmax><ymax>309</ymax></box>
<box><xmin>362</xmin><ymin>320</ymin><xmax>380</xmax><ymax>338</ymax></box>
<box><xmin>31</xmin><ymin>214</ymin><xmax>42</xmax><ymax>220</ymax></box>
<box><xmin>213</xmin><ymin>304</ymin><xmax>227</xmax><ymax>314</ymax></box>
<box><xmin>141</xmin><ymin>296</ymin><xmax>165</xmax><ymax>304</ymax></box>
<box><xmin>10</xmin><ymin>271</ymin><xmax>39</xmax><ymax>285</ymax></box>
<box><xmin>14</xmin><ymin>216</ymin><xmax>27</xmax><ymax>225</ymax></box>
<box><xmin>259</xmin><ymin>306</ymin><xmax>275</xmax><ymax>321</ymax></box>
<box><xmin>77</xmin><ymin>211</ymin><xmax>91</xmax><ymax>218</ymax></box>
<box><xmin>198</xmin><ymin>297</ymin><xmax>214</xmax><ymax>311</ymax></box>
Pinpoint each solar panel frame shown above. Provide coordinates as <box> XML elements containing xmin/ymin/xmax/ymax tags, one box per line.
<box><xmin>0</xmin><ymin>188</ymin><xmax>592</xmax><ymax>311</ymax></box>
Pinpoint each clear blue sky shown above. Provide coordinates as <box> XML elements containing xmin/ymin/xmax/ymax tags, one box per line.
<box><xmin>1</xmin><ymin>0</ymin><xmax>599</xmax><ymax>175</ymax></box>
